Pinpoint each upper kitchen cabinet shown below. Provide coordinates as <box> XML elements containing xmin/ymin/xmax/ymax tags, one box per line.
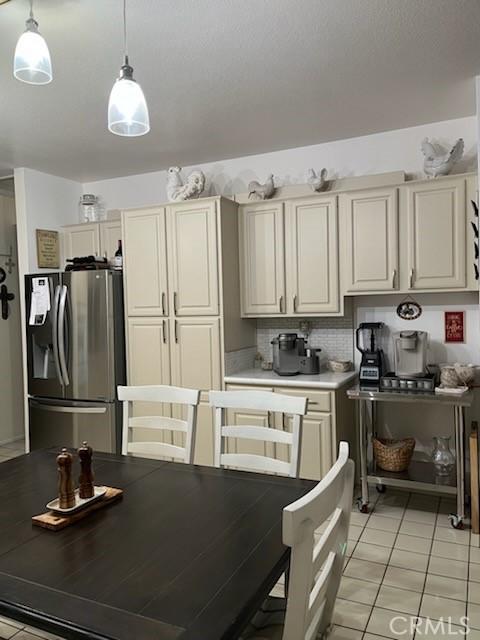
<box><xmin>239</xmin><ymin>202</ymin><xmax>286</xmax><ymax>315</ymax></box>
<box><xmin>402</xmin><ymin>176</ymin><xmax>466</xmax><ymax>290</ymax></box>
<box><xmin>122</xmin><ymin>208</ymin><xmax>168</xmax><ymax>316</ymax></box>
<box><xmin>62</xmin><ymin>223</ymin><xmax>100</xmax><ymax>261</ymax></box>
<box><xmin>340</xmin><ymin>188</ymin><xmax>399</xmax><ymax>292</ymax></box>
<box><xmin>100</xmin><ymin>220</ymin><xmax>122</xmax><ymax>260</ymax></box>
<box><xmin>167</xmin><ymin>200</ymin><xmax>219</xmax><ymax>316</ymax></box>
<box><xmin>286</xmin><ymin>196</ymin><xmax>340</xmax><ymax>313</ymax></box>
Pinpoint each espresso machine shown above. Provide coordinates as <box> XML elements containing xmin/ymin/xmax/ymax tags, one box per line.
<box><xmin>271</xmin><ymin>333</ymin><xmax>320</xmax><ymax>376</ymax></box>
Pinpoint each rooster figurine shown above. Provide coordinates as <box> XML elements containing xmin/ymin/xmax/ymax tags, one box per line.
<box><xmin>167</xmin><ymin>166</ymin><xmax>206</xmax><ymax>202</ymax></box>
<box><xmin>306</xmin><ymin>167</ymin><xmax>328</xmax><ymax>192</ymax></box>
<box><xmin>248</xmin><ymin>174</ymin><xmax>275</xmax><ymax>200</ymax></box>
<box><xmin>421</xmin><ymin>138</ymin><xmax>464</xmax><ymax>178</ymax></box>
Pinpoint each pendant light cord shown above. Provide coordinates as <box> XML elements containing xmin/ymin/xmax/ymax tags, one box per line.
<box><xmin>123</xmin><ymin>0</ymin><xmax>129</xmax><ymax>64</ymax></box>
<box><xmin>29</xmin><ymin>0</ymin><xmax>34</xmax><ymax>20</ymax></box>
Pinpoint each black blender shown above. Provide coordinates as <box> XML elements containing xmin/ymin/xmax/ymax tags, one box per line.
<box><xmin>356</xmin><ymin>322</ymin><xmax>385</xmax><ymax>385</ymax></box>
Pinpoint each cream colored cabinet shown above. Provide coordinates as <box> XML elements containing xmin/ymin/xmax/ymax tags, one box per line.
<box><xmin>168</xmin><ymin>201</ymin><xmax>219</xmax><ymax>316</ymax></box>
<box><xmin>341</xmin><ymin>188</ymin><xmax>399</xmax><ymax>292</ymax></box>
<box><xmin>280</xmin><ymin>413</ymin><xmax>333</xmax><ymax>481</ymax></box>
<box><xmin>239</xmin><ymin>202</ymin><xmax>286</xmax><ymax>315</ymax></box>
<box><xmin>403</xmin><ymin>177</ymin><xmax>466</xmax><ymax>290</ymax></box>
<box><xmin>127</xmin><ymin>318</ymin><xmax>171</xmax><ymax>430</ymax></box>
<box><xmin>100</xmin><ymin>220</ymin><xmax>122</xmax><ymax>260</ymax></box>
<box><xmin>63</xmin><ymin>223</ymin><xmax>100</xmax><ymax>260</ymax></box>
<box><xmin>286</xmin><ymin>196</ymin><xmax>339</xmax><ymax>313</ymax></box>
<box><xmin>122</xmin><ymin>208</ymin><xmax>168</xmax><ymax>317</ymax></box>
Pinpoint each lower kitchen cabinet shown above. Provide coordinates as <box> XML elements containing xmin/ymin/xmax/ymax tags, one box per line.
<box><xmin>225</xmin><ymin>383</ymin><xmax>354</xmax><ymax>481</ymax></box>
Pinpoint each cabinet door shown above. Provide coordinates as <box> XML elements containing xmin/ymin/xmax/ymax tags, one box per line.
<box><xmin>239</xmin><ymin>202</ymin><xmax>286</xmax><ymax>315</ymax></box>
<box><xmin>127</xmin><ymin>318</ymin><xmax>171</xmax><ymax>440</ymax></box>
<box><xmin>122</xmin><ymin>209</ymin><xmax>168</xmax><ymax>316</ymax></box>
<box><xmin>405</xmin><ymin>178</ymin><xmax>466</xmax><ymax>289</ymax></box>
<box><xmin>63</xmin><ymin>224</ymin><xmax>100</xmax><ymax>260</ymax></box>
<box><xmin>171</xmin><ymin>317</ymin><xmax>221</xmax><ymax>466</ymax></box>
<box><xmin>341</xmin><ymin>188</ymin><xmax>399</xmax><ymax>292</ymax></box>
<box><xmin>280</xmin><ymin>413</ymin><xmax>333</xmax><ymax>481</ymax></box>
<box><xmin>287</xmin><ymin>197</ymin><xmax>339</xmax><ymax>313</ymax></box>
<box><xmin>100</xmin><ymin>221</ymin><xmax>122</xmax><ymax>260</ymax></box>
<box><xmin>168</xmin><ymin>201</ymin><xmax>219</xmax><ymax>316</ymax></box>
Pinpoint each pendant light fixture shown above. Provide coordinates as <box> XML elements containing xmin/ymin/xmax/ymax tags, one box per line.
<box><xmin>13</xmin><ymin>0</ymin><xmax>52</xmax><ymax>85</ymax></box>
<box><xmin>108</xmin><ymin>0</ymin><xmax>150</xmax><ymax>137</ymax></box>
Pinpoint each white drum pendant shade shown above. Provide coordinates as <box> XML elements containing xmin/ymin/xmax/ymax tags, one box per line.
<box><xmin>14</xmin><ymin>18</ymin><xmax>52</xmax><ymax>85</ymax></box>
<box><xmin>108</xmin><ymin>60</ymin><xmax>150</xmax><ymax>137</ymax></box>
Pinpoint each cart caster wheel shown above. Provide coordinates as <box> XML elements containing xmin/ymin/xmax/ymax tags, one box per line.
<box><xmin>376</xmin><ymin>484</ymin><xmax>386</xmax><ymax>494</ymax></box>
<box><xmin>356</xmin><ymin>498</ymin><xmax>369</xmax><ymax>514</ymax></box>
<box><xmin>449</xmin><ymin>514</ymin><xmax>464</xmax><ymax>530</ymax></box>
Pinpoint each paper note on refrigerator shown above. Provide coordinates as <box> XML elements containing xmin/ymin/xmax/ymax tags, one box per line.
<box><xmin>29</xmin><ymin>277</ymin><xmax>51</xmax><ymax>326</ymax></box>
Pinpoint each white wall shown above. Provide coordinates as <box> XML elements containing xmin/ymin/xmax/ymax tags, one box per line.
<box><xmin>83</xmin><ymin>116</ymin><xmax>477</xmax><ymax>210</ymax></box>
<box><xmin>14</xmin><ymin>168</ymin><xmax>82</xmax><ymax>274</ymax></box>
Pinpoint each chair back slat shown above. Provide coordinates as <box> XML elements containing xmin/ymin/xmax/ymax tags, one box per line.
<box><xmin>220</xmin><ymin>453</ymin><xmax>292</xmax><ymax>476</ymax></box>
<box><xmin>221</xmin><ymin>425</ymin><xmax>294</xmax><ymax>445</ymax></box>
<box><xmin>118</xmin><ymin>385</ymin><xmax>200</xmax><ymax>463</ymax></box>
<box><xmin>127</xmin><ymin>441</ymin><xmax>187</xmax><ymax>460</ymax></box>
<box><xmin>281</xmin><ymin>442</ymin><xmax>354</xmax><ymax>640</ymax></box>
<box><xmin>129</xmin><ymin>416</ymin><xmax>188</xmax><ymax>432</ymax></box>
<box><xmin>210</xmin><ymin>390</ymin><xmax>307</xmax><ymax>477</ymax></box>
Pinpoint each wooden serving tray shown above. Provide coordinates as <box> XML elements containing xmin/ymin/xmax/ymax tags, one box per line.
<box><xmin>32</xmin><ymin>487</ymin><xmax>123</xmax><ymax>531</ymax></box>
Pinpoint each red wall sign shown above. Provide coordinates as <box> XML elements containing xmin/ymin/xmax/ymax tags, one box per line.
<box><xmin>445</xmin><ymin>311</ymin><xmax>465</xmax><ymax>343</ymax></box>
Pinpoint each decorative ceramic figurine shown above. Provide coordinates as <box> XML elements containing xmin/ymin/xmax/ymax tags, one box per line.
<box><xmin>421</xmin><ymin>138</ymin><xmax>464</xmax><ymax>177</ymax></box>
<box><xmin>166</xmin><ymin>166</ymin><xmax>206</xmax><ymax>202</ymax></box>
<box><xmin>306</xmin><ymin>168</ymin><xmax>328</xmax><ymax>192</ymax></box>
<box><xmin>248</xmin><ymin>174</ymin><xmax>275</xmax><ymax>200</ymax></box>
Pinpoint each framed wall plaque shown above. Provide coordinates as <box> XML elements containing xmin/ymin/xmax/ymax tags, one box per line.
<box><xmin>445</xmin><ymin>311</ymin><xmax>465</xmax><ymax>343</ymax></box>
<box><xmin>36</xmin><ymin>229</ymin><xmax>60</xmax><ymax>269</ymax></box>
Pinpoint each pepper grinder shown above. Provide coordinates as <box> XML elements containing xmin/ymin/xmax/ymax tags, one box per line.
<box><xmin>78</xmin><ymin>441</ymin><xmax>94</xmax><ymax>499</ymax></box>
<box><xmin>57</xmin><ymin>449</ymin><xmax>75</xmax><ymax>509</ymax></box>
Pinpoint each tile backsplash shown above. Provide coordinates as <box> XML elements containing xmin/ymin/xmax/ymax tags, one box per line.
<box><xmin>256</xmin><ymin>314</ymin><xmax>354</xmax><ymax>364</ymax></box>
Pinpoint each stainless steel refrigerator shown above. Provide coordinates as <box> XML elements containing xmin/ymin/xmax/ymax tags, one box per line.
<box><xmin>26</xmin><ymin>270</ymin><xmax>125</xmax><ymax>453</ymax></box>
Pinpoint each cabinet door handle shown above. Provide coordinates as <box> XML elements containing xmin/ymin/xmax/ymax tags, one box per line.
<box><xmin>162</xmin><ymin>319</ymin><xmax>167</xmax><ymax>344</ymax></box>
<box><xmin>162</xmin><ymin>292</ymin><xmax>166</xmax><ymax>316</ymax></box>
<box><xmin>279</xmin><ymin>295</ymin><xmax>284</xmax><ymax>313</ymax></box>
<box><xmin>409</xmin><ymin>268</ymin><xmax>414</xmax><ymax>288</ymax></box>
<box><xmin>391</xmin><ymin>269</ymin><xmax>396</xmax><ymax>289</ymax></box>
<box><xmin>174</xmin><ymin>319</ymin><xmax>178</xmax><ymax>343</ymax></box>
<box><xmin>293</xmin><ymin>295</ymin><xmax>297</xmax><ymax>313</ymax></box>
<box><xmin>173</xmin><ymin>291</ymin><xmax>178</xmax><ymax>315</ymax></box>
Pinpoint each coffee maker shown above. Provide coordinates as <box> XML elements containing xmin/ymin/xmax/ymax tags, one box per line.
<box><xmin>271</xmin><ymin>333</ymin><xmax>320</xmax><ymax>376</ymax></box>
<box><xmin>393</xmin><ymin>330</ymin><xmax>428</xmax><ymax>377</ymax></box>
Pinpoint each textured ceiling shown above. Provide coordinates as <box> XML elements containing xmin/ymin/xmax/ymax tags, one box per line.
<box><xmin>0</xmin><ymin>0</ymin><xmax>479</xmax><ymax>181</ymax></box>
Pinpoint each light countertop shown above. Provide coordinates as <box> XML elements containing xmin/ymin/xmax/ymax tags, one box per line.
<box><xmin>224</xmin><ymin>368</ymin><xmax>357</xmax><ymax>390</ymax></box>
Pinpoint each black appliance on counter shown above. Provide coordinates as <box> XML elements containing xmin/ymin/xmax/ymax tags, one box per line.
<box><xmin>271</xmin><ymin>333</ymin><xmax>320</xmax><ymax>376</ymax></box>
<box><xmin>356</xmin><ymin>322</ymin><xmax>385</xmax><ymax>385</ymax></box>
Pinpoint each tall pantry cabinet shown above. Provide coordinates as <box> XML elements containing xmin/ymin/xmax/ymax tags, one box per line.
<box><xmin>122</xmin><ymin>197</ymin><xmax>255</xmax><ymax>465</ymax></box>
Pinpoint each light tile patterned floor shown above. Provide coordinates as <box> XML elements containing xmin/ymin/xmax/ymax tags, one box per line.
<box><xmin>331</xmin><ymin>489</ymin><xmax>480</xmax><ymax>639</ymax></box>
<box><xmin>0</xmin><ymin>440</ymin><xmax>25</xmax><ymax>462</ymax></box>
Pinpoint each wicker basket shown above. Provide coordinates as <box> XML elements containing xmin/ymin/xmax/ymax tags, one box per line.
<box><xmin>373</xmin><ymin>437</ymin><xmax>415</xmax><ymax>473</ymax></box>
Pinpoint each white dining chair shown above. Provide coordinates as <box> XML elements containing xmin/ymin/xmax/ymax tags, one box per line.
<box><xmin>118</xmin><ymin>385</ymin><xmax>201</xmax><ymax>463</ymax></box>
<box><xmin>209</xmin><ymin>390</ymin><xmax>307</xmax><ymax>477</ymax></box>
<box><xmin>242</xmin><ymin>441</ymin><xmax>354</xmax><ymax>640</ymax></box>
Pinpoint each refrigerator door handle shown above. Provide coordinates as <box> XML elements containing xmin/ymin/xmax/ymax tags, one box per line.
<box><xmin>29</xmin><ymin>400</ymin><xmax>107</xmax><ymax>414</ymax></box>
<box><xmin>58</xmin><ymin>285</ymin><xmax>70</xmax><ymax>387</ymax></box>
<box><xmin>52</xmin><ymin>285</ymin><xmax>64</xmax><ymax>386</ymax></box>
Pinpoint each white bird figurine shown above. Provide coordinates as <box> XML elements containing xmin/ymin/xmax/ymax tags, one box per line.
<box><xmin>167</xmin><ymin>166</ymin><xmax>206</xmax><ymax>202</ymax></box>
<box><xmin>306</xmin><ymin>167</ymin><xmax>328</xmax><ymax>192</ymax></box>
<box><xmin>421</xmin><ymin>138</ymin><xmax>464</xmax><ymax>178</ymax></box>
<box><xmin>248</xmin><ymin>174</ymin><xmax>275</xmax><ymax>200</ymax></box>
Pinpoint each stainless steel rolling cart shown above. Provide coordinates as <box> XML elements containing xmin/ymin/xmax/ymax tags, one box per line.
<box><xmin>347</xmin><ymin>386</ymin><xmax>474</xmax><ymax>529</ymax></box>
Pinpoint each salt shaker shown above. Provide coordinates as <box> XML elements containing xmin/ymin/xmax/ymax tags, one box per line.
<box><xmin>57</xmin><ymin>449</ymin><xmax>75</xmax><ymax>509</ymax></box>
<box><xmin>78</xmin><ymin>441</ymin><xmax>94</xmax><ymax>499</ymax></box>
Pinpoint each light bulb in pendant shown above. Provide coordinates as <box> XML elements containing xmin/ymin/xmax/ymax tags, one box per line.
<box><xmin>108</xmin><ymin>58</ymin><xmax>150</xmax><ymax>137</ymax></box>
<box><xmin>14</xmin><ymin>16</ymin><xmax>52</xmax><ymax>85</ymax></box>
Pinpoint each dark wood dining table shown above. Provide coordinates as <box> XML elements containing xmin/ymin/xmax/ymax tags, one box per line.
<box><xmin>0</xmin><ymin>449</ymin><xmax>315</xmax><ymax>640</ymax></box>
